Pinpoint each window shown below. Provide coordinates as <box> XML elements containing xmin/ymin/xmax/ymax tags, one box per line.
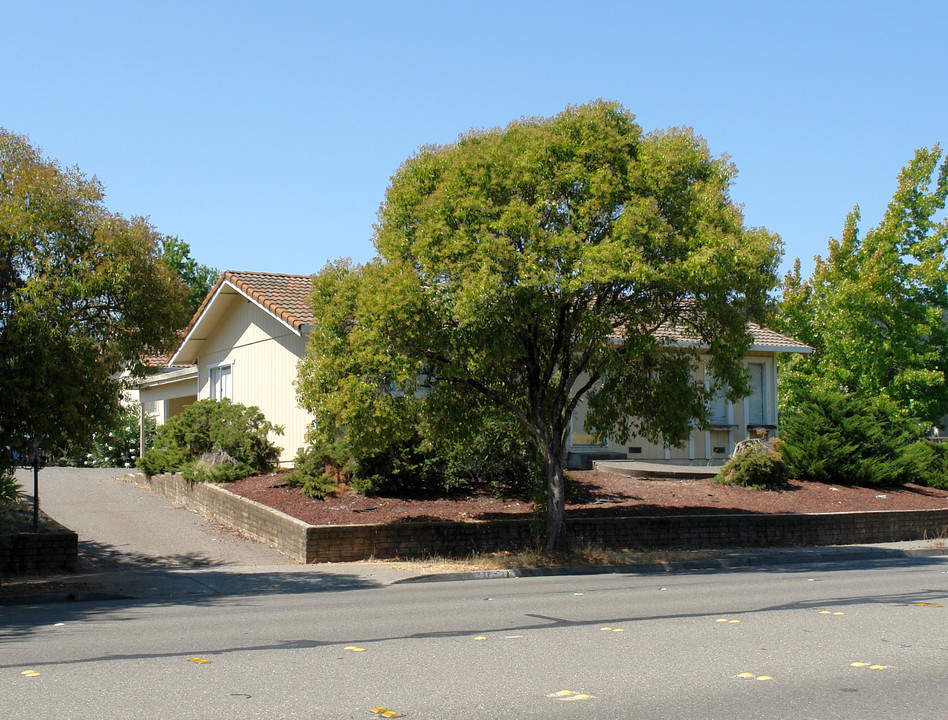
<box><xmin>209</xmin><ymin>363</ymin><xmax>232</xmax><ymax>400</ymax></box>
<box><xmin>570</xmin><ymin>401</ymin><xmax>604</xmax><ymax>447</ymax></box>
<box><xmin>746</xmin><ymin>363</ymin><xmax>767</xmax><ymax>426</ymax></box>
<box><xmin>708</xmin><ymin>382</ymin><xmax>729</xmax><ymax>425</ymax></box>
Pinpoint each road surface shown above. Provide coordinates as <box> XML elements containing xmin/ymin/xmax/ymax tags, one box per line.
<box><xmin>3</xmin><ymin>554</ymin><xmax>947</xmax><ymax>718</ymax></box>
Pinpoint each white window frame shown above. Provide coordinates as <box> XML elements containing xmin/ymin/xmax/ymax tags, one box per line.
<box><xmin>705</xmin><ymin>368</ymin><xmax>734</xmax><ymax>458</ymax></box>
<box><xmin>209</xmin><ymin>361</ymin><xmax>233</xmax><ymax>400</ymax></box>
<box><xmin>743</xmin><ymin>361</ymin><xmax>771</xmax><ymax>430</ymax></box>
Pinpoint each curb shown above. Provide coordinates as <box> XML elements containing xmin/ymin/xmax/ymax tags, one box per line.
<box><xmin>393</xmin><ymin>545</ymin><xmax>948</xmax><ymax>584</ymax></box>
<box><xmin>5</xmin><ymin>547</ymin><xmax>947</xmax><ymax>606</ymax></box>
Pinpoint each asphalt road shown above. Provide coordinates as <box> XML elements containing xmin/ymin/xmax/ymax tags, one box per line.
<box><xmin>3</xmin><ymin>556</ymin><xmax>947</xmax><ymax>719</ymax></box>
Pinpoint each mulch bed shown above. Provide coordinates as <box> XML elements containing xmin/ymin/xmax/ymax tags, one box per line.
<box><xmin>224</xmin><ymin>470</ymin><xmax>948</xmax><ymax>526</ymax></box>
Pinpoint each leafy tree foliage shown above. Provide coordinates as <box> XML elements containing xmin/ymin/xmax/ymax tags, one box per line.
<box><xmin>0</xmin><ymin>129</ymin><xmax>191</xmax><ymax>476</ymax></box>
<box><xmin>296</xmin><ymin>102</ymin><xmax>781</xmax><ymax>553</ymax></box>
<box><xmin>775</xmin><ymin>146</ymin><xmax>948</xmax><ymax>424</ymax></box>
<box><xmin>161</xmin><ymin>235</ymin><xmax>219</xmax><ymax>314</ymax></box>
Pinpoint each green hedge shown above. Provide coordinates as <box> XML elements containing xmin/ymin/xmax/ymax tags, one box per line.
<box><xmin>139</xmin><ymin>399</ymin><xmax>282</xmax><ymax>482</ymax></box>
<box><xmin>780</xmin><ymin>391</ymin><xmax>939</xmax><ymax>487</ymax></box>
<box><xmin>715</xmin><ymin>439</ymin><xmax>789</xmax><ymax>490</ymax></box>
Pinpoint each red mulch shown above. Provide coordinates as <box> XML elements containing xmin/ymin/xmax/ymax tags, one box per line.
<box><xmin>224</xmin><ymin>470</ymin><xmax>948</xmax><ymax>526</ymax></box>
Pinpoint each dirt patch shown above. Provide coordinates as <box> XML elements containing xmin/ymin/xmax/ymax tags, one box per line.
<box><xmin>224</xmin><ymin>470</ymin><xmax>948</xmax><ymax>526</ymax></box>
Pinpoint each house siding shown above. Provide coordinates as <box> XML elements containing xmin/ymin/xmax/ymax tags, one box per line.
<box><xmin>198</xmin><ymin>297</ymin><xmax>313</xmax><ymax>464</ymax></box>
<box><xmin>571</xmin><ymin>352</ymin><xmax>780</xmax><ymax>463</ymax></box>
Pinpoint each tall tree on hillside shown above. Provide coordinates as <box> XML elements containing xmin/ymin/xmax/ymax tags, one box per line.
<box><xmin>297</xmin><ymin>102</ymin><xmax>782</xmax><ymax>553</ymax></box>
<box><xmin>0</xmin><ymin>129</ymin><xmax>191</xmax><ymax>476</ymax></box>
<box><xmin>161</xmin><ymin>235</ymin><xmax>219</xmax><ymax>314</ymax></box>
<box><xmin>775</xmin><ymin>145</ymin><xmax>948</xmax><ymax>424</ymax></box>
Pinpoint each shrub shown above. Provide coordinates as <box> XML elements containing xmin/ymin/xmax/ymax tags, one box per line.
<box><xmin>780</xmin><ymin>391</ymin><xmax>929</xmax><ymax>487</ymax></box>
<box><xmin>1</xmin><ymin>473</ymin><xmax>24</xmax><ymax>505</ymax></box>
<box><xmin>434</xmin><ymin>418</ymin><xmax>539</xmax><ymax>497</ymax></box>
<box><xmin>715</xmin><ymin>439</ymin><xmax>789</xmax><ymax>490</ymax></box>
<box><xmin>899</xmin><ymin>440</ymin><xmax>948</xmax><ymax>490</ymax></box>
<box><xmin>54</xmin><ymin>403</ymin><xmax>156</xmax><ymax>468</ymax></box>
<box><xmin>293</xmin><ymin>407</ymin><xmax>541</xmax><ymax>500</ymax></box>
<box><xmin>285</xmin><ymin>440</ymin><xmax>350</xmax><ymax>499</ymax></box>
<box><xmin>139</xmin><ymin>399</ymin><xmax>283</xmax><ymax>481</ymax></box>
<box><xmin>350</xmin><ymin>435</ymin><xmax>434</xmax><ymax>496</ymax></box>
<box><xmin>180</xmin><ymin>448</ymin><xmax>252</xmax><ymax>484</ymax></box>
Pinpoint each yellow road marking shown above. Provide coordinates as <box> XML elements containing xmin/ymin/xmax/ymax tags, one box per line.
<box><xmin>548</xmin><ymin>690</ymin><xmax>592</xmax><ymax>701</ymax></box>
<box><xmin>370</xmin><ymin>707</ymin><xmax>405</xmax><ymax>718</ymax></box>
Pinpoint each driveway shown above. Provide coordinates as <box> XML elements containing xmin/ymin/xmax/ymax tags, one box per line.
<box><xmin>14</xmin><ymin>467</ymin><xmax>293</xmax><ymax>571</ymax></box>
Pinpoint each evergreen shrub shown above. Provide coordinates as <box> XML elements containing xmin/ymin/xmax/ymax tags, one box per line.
<box><xmin>292</xmin><ymin>420</ymin><xmax>540</xmax><ymax>500</ymax></box>
<box><xmin>780</xmin><ymin>391</ymin><xmax>929</xmax><ymax>487</ymax></box>
<box><xmin>285</xmin><ymin>440</ymin><xmax>351</xmax><ymax>499</ymax></box>
<box><xmin>899</xmin><ymin>440</ymin><xmax>948</xmax><ymax>490</ymax></box>
<box><xmin>714</xmin><ymin>439</ymin><xmax>789</xmax><ymax>490</ymax></box>
<box><xmin>138</xmin><ymin>399</ymin><xmax>282</xmax><ymax>481</ymax></box>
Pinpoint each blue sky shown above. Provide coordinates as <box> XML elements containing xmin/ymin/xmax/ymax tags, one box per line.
<box><xmin>5</xmin><ymin>1</ymin><xmax>945</xmax><ymax>281</ymax></box>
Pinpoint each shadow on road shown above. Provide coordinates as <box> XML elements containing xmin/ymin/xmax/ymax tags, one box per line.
<box><xmin>75</xmin><ymin>538</ymin><xmax>228</xmax><ymax>571</ymax></box>
<box><xmin>0</xmin><ymin>565</ymin><xmax>386</xmax><ymax>645</ymax></box>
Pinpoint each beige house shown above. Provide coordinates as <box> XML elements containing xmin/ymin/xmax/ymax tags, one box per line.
<box><xmin>135</xmin><ymin>270</ymin><xmax>811</xmax><ymax>468</ymax></box>
<box><xmin>567</xmin><ymin>324</ymin><xmax>812</xmax><ymax>469</ymax></box>
<box><xmin>134</xmin><ymin>271</ymin><xmax>316</xmax><ymax>465</ymax></box>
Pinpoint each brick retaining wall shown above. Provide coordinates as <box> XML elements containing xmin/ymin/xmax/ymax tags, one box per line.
<box><xmin>140</xmin><ymin>473</ymin><xmax>948</xmax><ymax>564</ymax></box>
<box><xmin>1</xmin><ymin>529</ymin><xmax>78</xmax><ymax>574</ymax></box>
<box><xmin>143</xmin><ymin>473</ymin><xmax>310</xmax><ymax>562</ymax></box>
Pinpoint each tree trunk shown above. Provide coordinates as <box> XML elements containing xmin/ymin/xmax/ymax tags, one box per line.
<box><xmin>542</xmin><ymin>442</ymin><xmax>568</xmax><ymax>555</ymax></box>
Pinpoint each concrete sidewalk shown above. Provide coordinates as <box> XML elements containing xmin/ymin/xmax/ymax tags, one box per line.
<box><xmin>3</xmin><ymin>541</ymin><xmax>947</xmax><ymax>606</ymax></box>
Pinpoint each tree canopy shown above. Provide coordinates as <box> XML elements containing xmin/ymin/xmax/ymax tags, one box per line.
<box><xmin>297</xmin><ymin>102</ymin><xmax>782</xmax><ymax>552</ymax></box>
<box><xmin>775</xmin><ymin>145</ymin><xmax>948</xmax><ymax>425</ymax></box>
<box><xmin>1</xmin><ymin>129</ymin><xmax>190</xmax><ymax>475</ymax></box>
<box><xmin>161</xmin><ymin>235</ymin><xmax>219</xmax><ymax>314</ymax></box>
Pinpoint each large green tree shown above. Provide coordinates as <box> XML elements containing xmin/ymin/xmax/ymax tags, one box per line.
<box><xmin>297</xmin><ymin>102</ymin><xmax>782</xmax><ymax>553</ymax></box>
<box><xmin>775</xmin><ymin>145</ymin><xmax>948</xmax><ymax>424</ymax></box>
<box><xmin>0</xmin><ymin>129</ymin><xmax>190</xmax><ymax>475</ymax></box>
<box><xmin>161</xmin><ymin>235</ymin><xmax>219</xmax><ymax>314</ymax></box>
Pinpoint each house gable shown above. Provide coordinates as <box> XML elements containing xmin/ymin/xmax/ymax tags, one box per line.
<box><xmin>172</xmin><ymin>271</ymin><xmax>314</xmax><ymax>366</ymax></box>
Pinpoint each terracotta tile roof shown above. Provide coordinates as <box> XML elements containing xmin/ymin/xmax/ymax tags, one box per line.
<box><xmin>650</xmin><ymin>317</ymin><xmax>811</xmax><ymax>352</ymax></box>
<box><xmin>139</xmin><ymin>331</ymin><xmax>191</xmax><ymax>368</ymax></box>
<box><xmin>178</xmin><ymin>272</ymin><xmax>808</xmax><ymax>358</ymax></box>
<box><xmin>745</xmin><ymin>323</ymin><xmax>813</xmax><ymax>351</ymax></box>
<box><xmin>222</xmin><ymin>270</ymin><xmax>315</xmax><ymax>331</ymax></box>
